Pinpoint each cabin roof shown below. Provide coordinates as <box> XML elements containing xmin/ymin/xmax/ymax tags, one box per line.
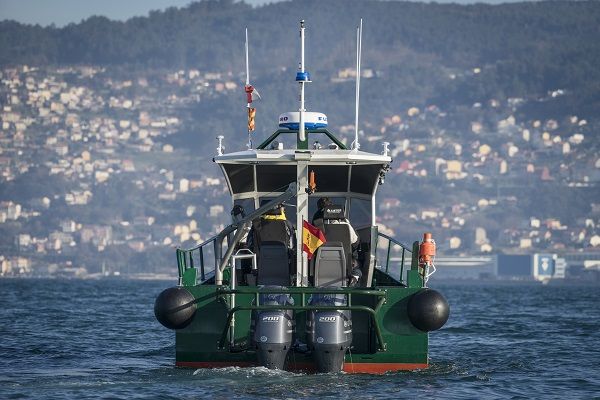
<box><xmin>216</xmin><ymin>149</ymin><xmax>390</xmax><ymax>196</ymax></box>
<box><xmin>214</xmin><ymin>149</ymin><xmax>391</xmax><ymax>165</ymax></box>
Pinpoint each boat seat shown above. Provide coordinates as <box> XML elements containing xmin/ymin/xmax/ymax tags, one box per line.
<box><xmin>323</xmin><ymin>223</ymin><xmax>352</xmax><ymax>266</ymax></box>
<box><xmin>257</xmin><ymin>241</ymin><xmax>291</xmax><ymax>286</ymax></box>
<box><xmin>252</xmin><ymin>217</ymin><xmax>290</xmax><ymax>250</ymax></box>
<box><xmin>313</xmin><ymin>242</ymin><xmax>346</xmax><ymax>287</ymax></box>
<box><xmin>251</xmin><ymin>212</ymin><xmax>293</xmax><ymax>286</ymax></box>
<box><xmin>322</xmin><ymin>205</ymin><xmax>354</xmax><ymax>281</ymax></box>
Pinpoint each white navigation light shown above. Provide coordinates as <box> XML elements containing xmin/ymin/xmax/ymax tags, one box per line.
<box><xmin>279</xmin><ymin>112</ymin><xmax>327</xmax><ymax>130</ymax></box>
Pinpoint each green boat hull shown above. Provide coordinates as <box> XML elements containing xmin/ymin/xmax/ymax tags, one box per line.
<box><xmin>173</xmin><ymin>269</ymin><xmax>431</xmax><ymax>374</ymax></box>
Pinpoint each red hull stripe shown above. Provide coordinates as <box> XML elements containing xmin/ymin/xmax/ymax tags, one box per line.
<box><xmin>176</xmin><ymin>361</ymin><xmax>428</xmax><ymax>374</ymax></box>
<box><xmin>343</xmin><ymin>362</ymin><xmax>428</xmax><ymax>373</ymax></box>
<box><xmin>176</xmin><ymin>361</ymin><xmax>256</xmax><ymax>368</ymax></box>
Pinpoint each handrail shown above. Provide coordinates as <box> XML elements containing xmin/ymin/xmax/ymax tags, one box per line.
<box><xmin>181</xmin><ymin>233</ymin><xmax>220</xmax><ymax>253</ymax></box>
<box><xmin>177</xmin><ymin>224</ymin><xmax>414</xmax><ymax>285</ymax></box>
<box><xmin>376</xmin><ymin>232</ymin><xmax>412</xmax><ymax>284</ymax></box>
<box><xmin>218</xmin><ymin>286</ymin><xmax>387</xmax><ymax>296</ymax></box>
<box><xmin>216</xmin><ymin>287</ymin><xmax>387</xmax><ymax>352</ymax></box>
<box><xmin>257</xmin><ymin>128</ymin><xmax>347</xmax><ymax>150</ymax></box>
<box><xmin>377</xmin><ymin>232</ymin><xmax>412</xmax><ymax>251</ymax></box>
<box><xmin>175</xmin><ymin>234</ymin><xmax>220</xmax><ymax>284</ymax></box>
<box><xmin>175</xmin><ymin>183</ymin><xmax>297</xmax><ymax>285</ymax></box>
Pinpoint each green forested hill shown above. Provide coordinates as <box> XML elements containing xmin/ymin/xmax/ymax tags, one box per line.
<box><xmin>1</xmin><ymin>0</ymin><xmax>600</xmax><ymax>119</ymax></box>
<box><xmin>2</xmin><ymin>0</ymin><xmax>599</xmax><ymax>71</ymax></box>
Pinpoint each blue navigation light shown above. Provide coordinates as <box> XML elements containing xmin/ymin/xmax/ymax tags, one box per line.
<box><xmin>295</xmin><ymin>71</ymin><xmax>311</xmax><ymax>81</ymax></box>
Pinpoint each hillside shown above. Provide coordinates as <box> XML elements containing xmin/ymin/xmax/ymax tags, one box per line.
<box><xmin>1</xmin><ymin>0</ymin><xmax>600</xmax><ymax>120</ymax></box>
<box><xmin>0</xmin><ymin>0</ymin><xmax>599</xmax><ymax>277</ymax></box>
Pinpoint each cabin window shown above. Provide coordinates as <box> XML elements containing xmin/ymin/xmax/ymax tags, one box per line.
<box><xmin>259</xmin><ymin>196</ymin><xmax>297</xmax><ymax>227</ymax></box>
<box><xmin>350</xmin><ymin>198</ymin><xmax>372</xmax><ymax>228</ymax></box>
<box><xmin>308</xmin><ymin>196</ymin><xmax>346</xmax><ymax>222</ymax></box>
<box><xmin>223</xmin><ymin>164</ymin><xmax>254</xmax><ymax>193</ymax></box>
<box><xmin>233</xmin><ymin>198</ymin><xmax>255</xmax><ymax>216</ymax></box>
<box><xmin>310</xmin><ymin>165</ymin><xmax>349</xmax><ymax>192</ymax></box>
<box><xmin>350</xmin><ymin>164</ymin><xmax>382</xmax><ymax>194</ymax></box>
<box><xmin>256</xmin><ymin>165</ymin><xmax>296</xmax><ymax>192</ymax></box>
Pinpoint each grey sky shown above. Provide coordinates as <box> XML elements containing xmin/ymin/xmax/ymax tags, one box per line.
<box><xmin>0</xmin><ymin>0</ymin><xmax>272</xmax><ymax>26</ymax></box>
<box><xmin>0</xmin><ymin>0</ymin><xmax>524</xmax><ymax>27</ymax></box>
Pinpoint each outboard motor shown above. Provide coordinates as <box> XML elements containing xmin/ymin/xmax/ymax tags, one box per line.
<box><xmin>248</xmin><ymin>212</ymin><xmax>296</xmax><ymax>370</ymax></box>
<box><xmin>250</xmin><ymin>289</ymin><xmax>294</xmax><ymax>369</ymax></box>
<box><xmin>306</xmin><ymin>293</ymin><xmax>352</xmax><ymax>373</ymax></box>
<box><xmin>306</xmin><ymin>205</ymin><xmax>356</xmax><ymax>372</ymax></box>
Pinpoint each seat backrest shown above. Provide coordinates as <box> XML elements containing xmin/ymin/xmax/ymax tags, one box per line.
<box><xmin>257</xmin><ymin>241</ymin><xmax>290</xmax><ymax>286</ymax></box>
<box><xmin>252</xmin><ymin>218</ymin><xmax>290</xmax><ymax>249</ymax></box>
<box><xmin>313</xmin><ymin>242</ymin><xmax>346</xmax><ymax>287</ymax></box>
<box><xmin>323</xmin><ymin>223</ymin><xmax>353</xmax><ymax>277</ymax></box>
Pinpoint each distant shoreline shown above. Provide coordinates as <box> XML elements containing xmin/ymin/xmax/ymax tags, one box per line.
<box><xmin>0</xmin><ymin>274</ymin><xmax>175</xmax><ymax>281</ymax></box>
<box><xmin>431</xmin><ymin>278</ymin><xmax>600</xmax><ymax>287</ymax></box>
<box><xmin>2</xmin><ymin>275</ymin><xmax>598</xmax><ymax>286</ymax></box>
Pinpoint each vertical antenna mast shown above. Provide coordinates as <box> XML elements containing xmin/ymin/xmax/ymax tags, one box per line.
<box><xmin>296</xmin><ymin>20</ymin><xmax>311</xmax><ymax>146</ymax></box>
<box><xmin>353</xmin><ymin>19</ymin><xmax>363</xmax><ymax>151</ymax></box>
<box><xmin>245</xmin><ymin>28</ymin><xmax>250</xmax><ymax>86</ymax></box>
<box><xmin>244</xmin><ymin>27</ymin><xmax>260</xmax><ymax>149</ymax></box>
<box><xmin>245</xmin><ymin>28</ymin><xmax>252</xmax><ymax>149</ymax></box>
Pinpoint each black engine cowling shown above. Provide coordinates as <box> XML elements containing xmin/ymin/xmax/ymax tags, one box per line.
<box><xmin>154</xmin><ymin>287</ymin><xmax>197</xmax><ymax>330</ymax></box>
<box><xmin>407</xmin><ymin>288</ymin><xmax>449</xmax><ymax>332</ymax></box>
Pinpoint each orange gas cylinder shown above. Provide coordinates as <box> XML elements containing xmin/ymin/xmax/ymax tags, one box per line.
<box><xmin>418</xmin><ymin>232</ymin><xmax>436</xmax><ymax>266</ymax></box>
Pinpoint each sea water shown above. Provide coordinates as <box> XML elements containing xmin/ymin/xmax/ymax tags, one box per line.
<box><xmin>1</xmin><ymin>279</ymin><xmax>599</xmax><ymax>399</ymax></box>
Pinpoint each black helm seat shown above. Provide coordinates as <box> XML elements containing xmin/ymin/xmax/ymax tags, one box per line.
<box><xmin>252</xmin><ymin>207</ymin><xmax>293</xmax><ymax>286</ymax></box>
<box><xmin>313</xmin><ymin>205</ymin><xmax>352</xmax><ymax>287</ymax></box>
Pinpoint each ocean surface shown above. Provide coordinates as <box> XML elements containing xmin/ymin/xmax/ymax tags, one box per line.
<box><xmin>1</xmin><ymin>279</ymin><xmax>599</xmax><ymax>399</ymax></box>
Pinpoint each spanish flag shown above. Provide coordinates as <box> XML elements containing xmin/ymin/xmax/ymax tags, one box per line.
<box><xmin>244</xmin><ymin>84</ymin><xmax>261</xmax><ymax>104</ymax></box>
<box><xmin>303</xmin><ymin>220</ymin><xmax>326</xmax><ymax>260</ymax></box>
<box><xmin>248</xmin><ymin>107</ymin><xmax>256</xmax><ymax>131</ymax></box>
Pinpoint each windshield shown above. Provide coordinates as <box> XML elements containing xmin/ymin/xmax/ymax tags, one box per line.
<box><xmin>259</xmin><ymin>196</ymin><xmax>297</xmax><ymax>226</ymax></box>
<box><xmin>349</xmin><ymin>198</ymin><xmax>372</xmax><ymax>228</ymax></box>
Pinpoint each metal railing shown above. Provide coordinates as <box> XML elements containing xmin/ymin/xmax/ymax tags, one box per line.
<box><xmin>257</xmin><ymin>128</ymin><xmax>347</xmax><ymax>150</ymax></box>
<box><xmin>376</xmin><ymin>232</ymin><xmax>412</xmax><ymax>284</ymax></box>
<box><xmin>176</xmin><ymin>183</ymin><xmax>297</xmax><ymax>285</ymax></box>
<box><xmin>177</xmin><ymin>226</ymin><xmax>414</xmax><ymax>285</ymax></box>
<box><xmin>216</xmin><ymin>286</ymin><xmax>387</xmax><ymax>352</ymax></box>
<box><xmin>176</xmin><ymin>233</ymin><xmax>221</xmax><ymax>284</ymax></box>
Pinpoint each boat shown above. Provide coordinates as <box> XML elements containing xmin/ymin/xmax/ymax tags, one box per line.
<box><xmin>154</xmin><ymin>20</ymin><xmax>449</xmax><ymax>374</ymax></box>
